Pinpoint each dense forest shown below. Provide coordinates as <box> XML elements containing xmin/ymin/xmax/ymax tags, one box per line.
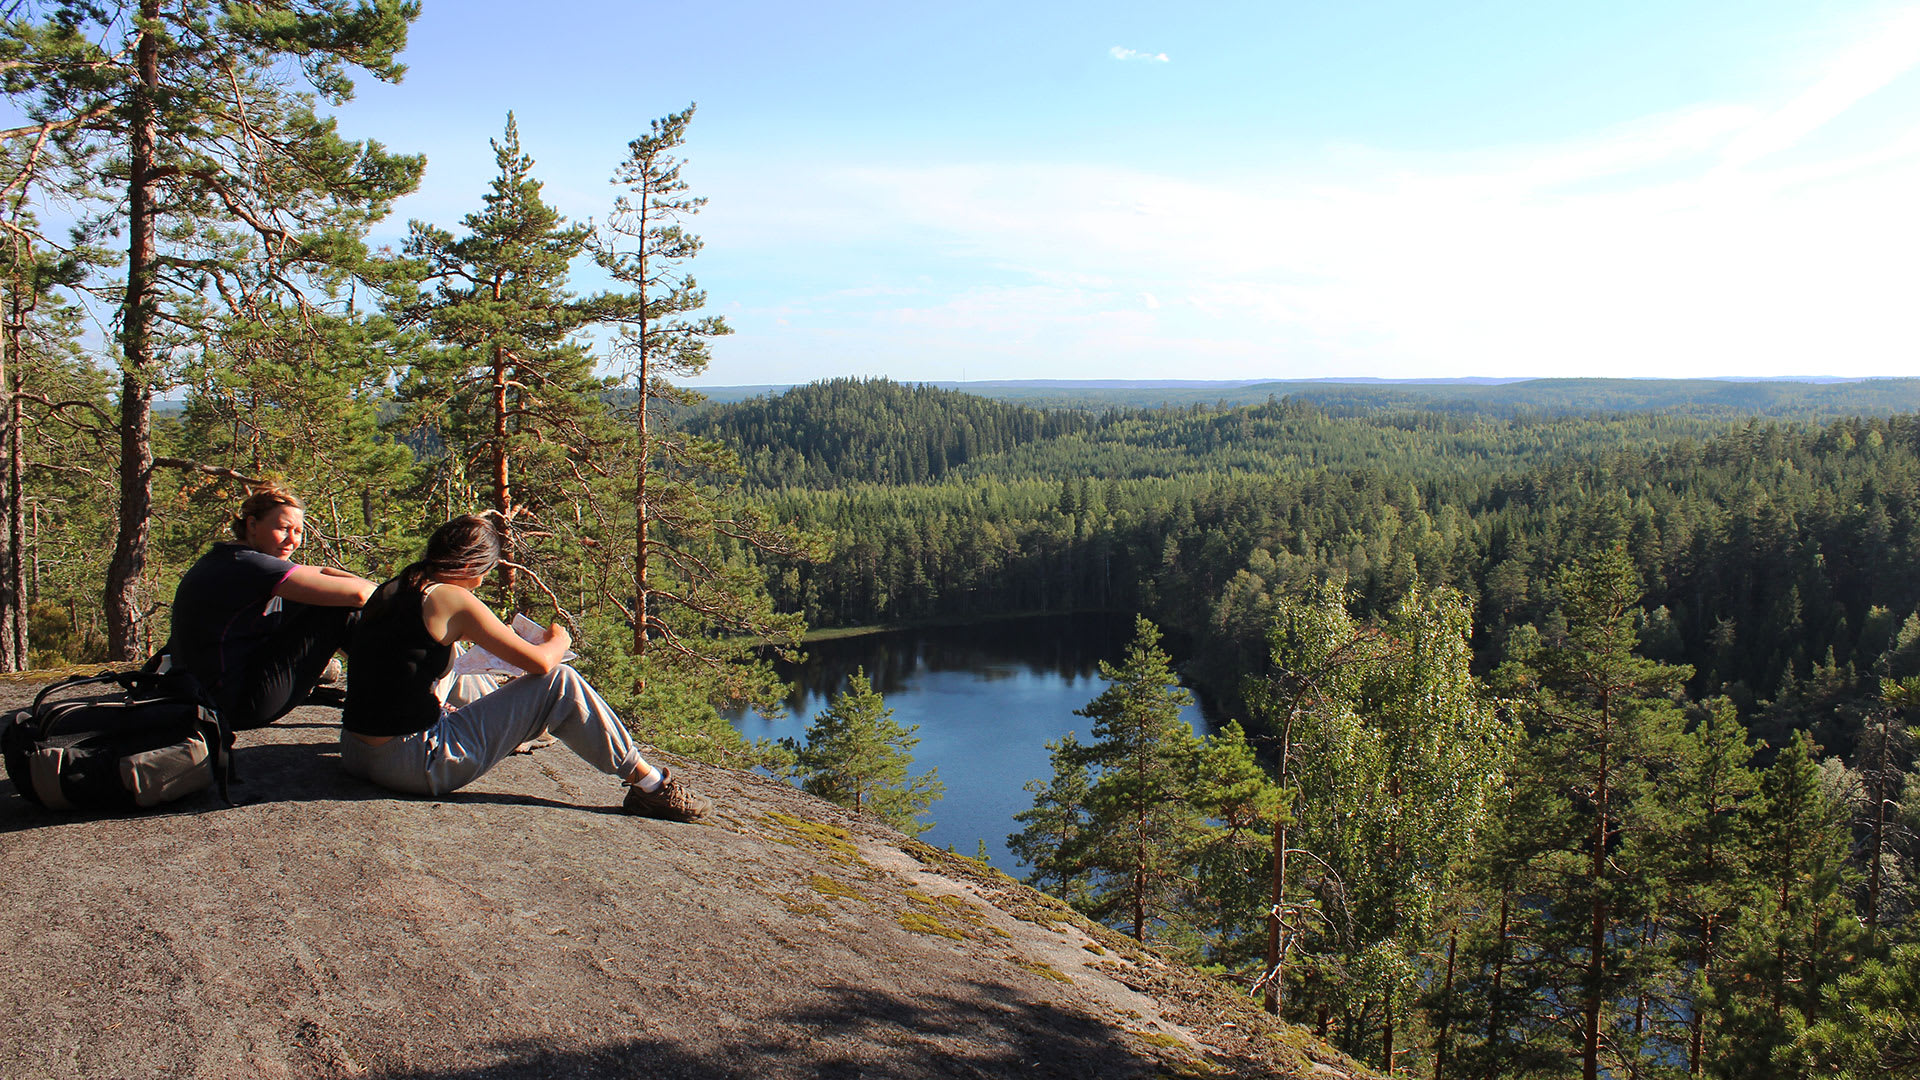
<box><xmin>897</xmin><ymin>375</ymin><xmax>1920</xmax><ymax>417</ymax></box>
<box><xmin>4</xmin><ymin>5</ymin><xmax>1920</xmax><ymax>1078</ymax></box>
<box><xmin>701</xmin><ymin>378</ymin><xmax>1920</xmax><ymax>1078</ymax></box>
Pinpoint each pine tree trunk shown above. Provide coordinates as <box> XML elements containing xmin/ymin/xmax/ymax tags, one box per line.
<box><xmin>105</xmin><ymin>4</ymin><xmax>161</xmax><ymax>662</ymax></box>
<box><xmin>8</xmin><ymin>361</ymin><xmax>24</xmax><ymax>668</ymax></box>
<box><xmin>1133</xmin><ymin>743</ymin><xmax>1147</xmax><ymax>942</ymax></box>
<box><xmin>0</xmin><ymin>290</ymin><xmax>19</xmax><ymax>671</ymax></box>
<box><xmin>1383</xmin><ymin>774</ymin><xmax>1401</xmax><ymax>1073</ymax></box>
<box><xmin>1583</xmin><ymin>739</ymin><xmax>1610</xmax><ymax>1080</ymax></box>
<box><xmin>1772</xmin><ymin>872</ymin><xmax>1788</xmax><ymax>1019</ymax></box>
<box><xmin>1690</xmin><ymin>913</ymin><xmax>1710</xmax><ymax>1075</ymax></box>
<box><xmin>1382</xmin><ymin>991</ymin><xmax>1395</xmax><ymax>1076</ymax></box>
<box><xmin>1433</xmin><ymin>926</ymin><xmax>1457</xmax><ymax>1080</ymax></box>
<box><xmin>632</xmin><ymin>327</ymin><xmax>650</xmax><ymax>658</ymax></box>
<box><xmin>1488</xmin><ymin>888</ymin><xmax>1510</xmax><ymax>1047</ymax></box>
<box><xmin>630</xmin><ymin>200</ymin><xmax>651</xmax><ymax>661</ymax></box>
<box><xmin>490</xmin><ymin>339</ymin><xmax>515</xmax><ymax>598</ymax></box>
<box><xmin>1266</xmin><ymin>707</ymin><xmax>1296</xmax><ymax>1015</ymax></box>
<box><xmin>1869</xmin><ymin>724</ymin><xmax>1887</xmax><ymax>942</ymax></box>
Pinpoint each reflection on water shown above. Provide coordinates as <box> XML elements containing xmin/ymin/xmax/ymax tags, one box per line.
<box><xmin>728</xmin><ymin>613</ymin><xmax>1219</xmax><ymax>869</ymax></box>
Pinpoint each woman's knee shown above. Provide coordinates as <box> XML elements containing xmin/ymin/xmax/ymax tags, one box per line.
<box><xmin>534</xmin><ymin>662</ymin><xmax>589</xmax><ymax>697</ymax></box>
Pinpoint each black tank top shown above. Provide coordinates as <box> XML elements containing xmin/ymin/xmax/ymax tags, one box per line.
<box><xmin>343</xmin><ymin>578</ymin><xmax>453</xmax><ymax>737</ymax></box>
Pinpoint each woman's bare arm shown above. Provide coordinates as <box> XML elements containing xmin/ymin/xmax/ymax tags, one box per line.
<box><xmin>436</xmin><ymin>587</ymin><xmax>572</xmax><ymax>674</ymax></box>
<box><xmin>275</xmin><ymin>564</ymin><xmax>376</xmax><ymax>607</ymax></box>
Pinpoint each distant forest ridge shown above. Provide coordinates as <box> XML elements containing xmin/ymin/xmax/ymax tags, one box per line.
<box><xmin>693</xmin><ymin>375</ymin><xmax>1920</xmax><ymax>415</ymax></box>
<box><xmin>680</xmin><ymin>376</ymin><xmax>1920</xmax><ymax>494</ymax></box>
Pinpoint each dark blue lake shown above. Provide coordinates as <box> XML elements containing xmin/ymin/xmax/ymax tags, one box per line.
<box><xmin>726</xmin><ymin>614</ymin><xmax>1218</xmax><ymax>869</ymax></box>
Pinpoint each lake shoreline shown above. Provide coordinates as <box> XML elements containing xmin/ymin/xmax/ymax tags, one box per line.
<box><xmin>800</xmin><ymin>607</ymin><xmax>1135</xmax><ymax>643</ymax></box>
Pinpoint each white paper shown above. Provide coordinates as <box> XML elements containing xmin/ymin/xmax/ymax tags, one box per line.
<box><xmin>450</xmin><ymin>613</ymin><xmax>577</xmax><ymax>678</ymax></box>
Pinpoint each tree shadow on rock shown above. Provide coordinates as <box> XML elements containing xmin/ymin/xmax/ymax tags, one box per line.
<box><xmin>363</xmin><ymin>980</ymin><xmax>1161</xmax><ymax>1080</ymax></box>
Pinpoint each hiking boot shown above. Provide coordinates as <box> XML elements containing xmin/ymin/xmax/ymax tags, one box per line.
<box><xmin>622</xmin><ymin>767</ymin><xmax>711</xmax><ymax>823</ymax></box>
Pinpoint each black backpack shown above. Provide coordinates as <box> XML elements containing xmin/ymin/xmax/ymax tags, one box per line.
<box><xmin>2</xmin><ymin>669</ymin><xmax>231</xmax><ymax>812</ymax></box>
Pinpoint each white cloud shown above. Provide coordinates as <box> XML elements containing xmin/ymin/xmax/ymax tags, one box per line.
<box><xmin>1109</xmin><ymin>46</ymin><xmax>1170</xmax><ymax>63</ymax></box>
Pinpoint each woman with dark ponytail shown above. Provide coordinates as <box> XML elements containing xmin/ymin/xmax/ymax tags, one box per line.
<box><xmin>341</xmin><ymin>514</ymin><xmax>709</xmax><ymax>822</ymax></box>
<box><xmin>170</xmin><ymin>487</ymin><xmax>376</xmax><ymax>729</ymax></box>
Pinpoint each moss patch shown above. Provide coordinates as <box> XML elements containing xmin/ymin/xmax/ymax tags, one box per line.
<box><xmin>762</xmin><ymin>812</ymin><xmax>863</xmax><ymax>865</ymax></box>
<box><xmin>899</xmin><ymin>837</ymin><xmax>1024</xmax><ymax>888</ymax></box>
<box><xmin>902</xmin><ymin>889</ymin><xmax>1007</xmax><ymax>940</ymax></box>
<box><xmin>1133</xmin><ymin>1030</ymin><xmax>1186</xmax><ymax>1050</ymax></box>
<box><xmin>891</xmin><ymin>889</ymin><xmax>1009</xmax><ymax>942</ymax></box>
<box><xmin>1016</xmin><ymin>960</ymin><xmax>1072</xmax><ymax>984</ymax></box>
<box><xmin>897</xmin><ymin>908</ymin><xmax>968</xmax><ymax>940</ymax></box>
<box><xmin>808</xmin><ymin>874</ymin><xmax>867</xmax><ymax>902</ymax></box>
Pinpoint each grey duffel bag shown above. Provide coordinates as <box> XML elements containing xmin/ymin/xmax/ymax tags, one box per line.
<box><xmin>2</xmin><ymin>669</ymin><xmax>231</xmax><ymax>811</ymax></box>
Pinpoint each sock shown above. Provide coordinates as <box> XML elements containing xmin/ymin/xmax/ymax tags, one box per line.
<box><xmin>635</xmin><ymin>767</ymin><xmax>665</xmax><ymax>793</ymax></box>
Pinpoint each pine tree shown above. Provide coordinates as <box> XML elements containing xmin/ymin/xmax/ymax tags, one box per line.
<box><xmin>1796</xmin><ymin>943</ymin><xmax>1920</xmax><ymax>1079</ymax></box>
<box><xmin>1187</xmin><ymin>719</ymin><xmax>1283</xmax><ymax>970</ymax></box>
<box><xmin>0</xmin><ymin>182</ymin><xmax>94</xmax><ymax>670</ymax></box>
<box><xmin>1</xmin><ymin>237</ymin><xmax>106</xmax><ymax>667</ymax></box>
<box><xmin>1072</xmin><ymin>615</ymin><xmax>1208</xmax><ymax>946</ymax></box>
<box><xmin>592</xmin><ymin>103</ymin><xmax>810</xmax><ymax>665</ymax></box>
<box><xmin>172</xmin><ymin>304</ymin><xmax>416</xmax><ymax>572</ymax></box>
<box><xmin>1710</xmin><ymin>732</ymin><xmax>1864</xmax><ymax>1078</ymax></box>
<box><xmin>1008</xmin><ymin>733</ymin><xmax>1095</xmax><ymax>908</ymax></box>
<box><xmin>0</xmin><ymin>0</ymin><xmax>424</xmax><ymax>658</ymax></box>
<box><xmin>1646</xmin><ymin>697</ymin><xmax>1762</xmax><ymax>1076</ymax></box>
<box><xmin>1511</xmin><ymin>544</ymin><xmax>1692</xmax><ymax>1080</ymax></box>
<box><xmin>791</xmin><ymin>668</ymin><xmax>943</xmax><ymax>835</ymax></box>
<box><xmin>1864</xmin><ymin>675</ymin><xmax>1920</xmax><ymax>940</ymax></box>
<box><xmin>393</xmin><ymin>113</ymin><xmax>616</xmax><ymax>604</ymax></box>
<box><xmin>566</xmin><ymin>105</ymin><xmax>813</xmax><ymax>759</ymax></box>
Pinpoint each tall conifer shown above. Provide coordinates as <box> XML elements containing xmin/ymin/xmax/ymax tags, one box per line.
<box><xmin>593</xmin><ymin>104</ymin><xmax>809</xmax><ymax>665</ymax></box>
<box><xmin>0</xmin><ymin>0</ymin><xmax>424</xmax><ymax>658</ymax></box>
<box><xmin>1511</xmin><ymin>544</ymin><xmax>1692</xmax><ymax>1080</ymax></box>
<box><xmin>394</xmin><ymin>114</ymin><xmax>617</xmax><ymax>604</ymax></box>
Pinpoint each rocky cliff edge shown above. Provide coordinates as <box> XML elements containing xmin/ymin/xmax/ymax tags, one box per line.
<box><xmin>0</xmin><ymin>678</ymin><xmax>1375</xmax><ymax>1080</ymax></box>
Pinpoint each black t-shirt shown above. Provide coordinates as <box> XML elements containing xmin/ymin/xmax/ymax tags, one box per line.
<box><xmin>343</xmin><ymin>578</ymin><xmax>453</xmax><ymax>737</ymax></box>
<box><xmin>170</xmin><ymin>542</ymin><xmax>296</xmax><ymax>692</ymax></box>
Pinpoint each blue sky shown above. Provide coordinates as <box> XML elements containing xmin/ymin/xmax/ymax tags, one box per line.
<box><xmin>333</xmin><ymin>1</ymin><xmax>1920</xmax><ymax>385</ymax></box>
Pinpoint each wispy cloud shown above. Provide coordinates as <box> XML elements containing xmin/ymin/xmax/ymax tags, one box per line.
<box><xmin>699</xmin><ymin>16</ymin><xmax>1920</xmax><ymax>382</ymax></box>
<box><xmin>1713</xmin><ymin>6</ymin><xmax>1920</xmax><ymax>175</ymax></box>
<box><xmin>1109</xmin><ymin>46</ymin><xmax>1170</xmax><ymax>63</ymax></box>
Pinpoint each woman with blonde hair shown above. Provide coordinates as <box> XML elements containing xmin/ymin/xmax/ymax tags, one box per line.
<box><xmin>341</xmin><ymin>514</ymin><xmax>709</xmax><ymax>821</ymax></box>
<box><xmin>170</xmin><ymin>487</ymin><xmax>376</xmax><ymax>729</ymax></box>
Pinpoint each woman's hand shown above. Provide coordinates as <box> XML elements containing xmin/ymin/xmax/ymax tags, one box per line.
<box><xmin>546</xmin><ymin>622</ymin><xmax>573</xmax><ymax>654</ymax></box>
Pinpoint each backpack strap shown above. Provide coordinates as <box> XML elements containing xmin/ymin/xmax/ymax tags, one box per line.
<box><xmin>199</xmin><ymin>708</ymin><xmax>234</xmax><ymax>807</ymax></box>
<box><xmin>26</xmin><ymin>670</ymin><xmax>122</xmax><ymax>732</ymax></box>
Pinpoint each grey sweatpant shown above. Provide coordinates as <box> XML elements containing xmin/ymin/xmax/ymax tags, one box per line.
<box><xmin>339</xmin><ymin>664</ymin><xmax>645</xmax><ymax>796</ymax></box>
